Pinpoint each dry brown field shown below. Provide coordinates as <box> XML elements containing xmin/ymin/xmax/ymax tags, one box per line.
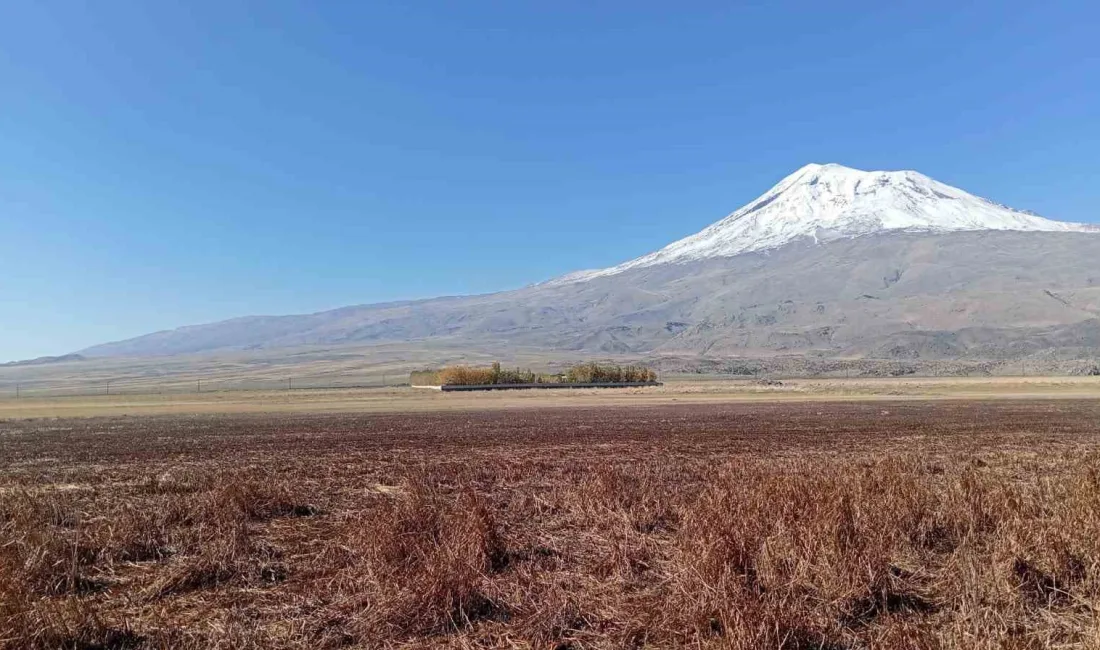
<box><xmin>4</xmin><ymin>399</ymin><xmax>1100</xmax><ymax>648</ymax></box>
<box><xmin>2</xmin><ymin>375</ymin><xmax>1100</xmax><ymax>419</ymax></box>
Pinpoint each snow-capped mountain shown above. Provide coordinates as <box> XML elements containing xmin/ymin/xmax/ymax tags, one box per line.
<box><xmin>561</xmin><ymin>163</ymin><xmax>1098</xmax><ymax>283</ymax></box>
<box><xmin>78</xmin><ymin>163</ymin><xmax>1100</xmax><ymax>362</ymax></box>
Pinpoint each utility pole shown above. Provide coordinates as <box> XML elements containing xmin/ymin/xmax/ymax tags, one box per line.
<box><xmin>105</xmin><ymin>381</ymin><xmax>110</xmax><ymax>396</ymax></box>
<box><xmin>197</xmin><ymin>379</ymin><xmax>201</xmax><ymax>393</ymax></box>
<box><xmin>288</xmin><ymin>377</ymin><xmax>292</xmax><ymax>391</ymax></box>
<box><xmin>15</xmin><ymin>383</ymin><xmax>19</xmax><ymax>399</ymax></box>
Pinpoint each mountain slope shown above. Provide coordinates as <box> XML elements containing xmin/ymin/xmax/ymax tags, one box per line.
<box><xmin>560</xmin><ymin>163</ymin><xmax>1098</xmax><ymax>282</ymax></box>
<box><xmin>81</xmin><ymin>232</ymin><xmax>1100</xmax><ymax>359</ymax></box>
<box><xmin>80</xmin><ymin>165</ymin><xmax>1100</xmax><ymax>360</ymax></box>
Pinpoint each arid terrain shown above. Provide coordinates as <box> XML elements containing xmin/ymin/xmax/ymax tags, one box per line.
<box><xmin>2</xmin><ymin>375</ymin><xmax>1099</xmax><ymax>419</ymax></box>
<box><xmin>4</xmin><ymin>398</ymin><xmax>1100</xmax><ymax>649</ymax></box>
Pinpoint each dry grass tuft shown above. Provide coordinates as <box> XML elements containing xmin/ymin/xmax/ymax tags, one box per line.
<box><xmin>316</xmin><ymin>480</ymin><xmax>509</xmax><ymax>643</ymax></box>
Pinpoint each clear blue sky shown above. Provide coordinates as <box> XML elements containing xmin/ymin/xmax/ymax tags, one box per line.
<box><xmin>1</xmin><ymin>1</ymin><xmax>1098</xmax><ymax>361</ymax></box>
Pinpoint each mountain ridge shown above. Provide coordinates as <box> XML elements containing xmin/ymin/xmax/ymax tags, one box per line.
<box><xmin>77</xmin><ymin>165</ymin><xmax>1100</xmax><ymax>361</ymax></box>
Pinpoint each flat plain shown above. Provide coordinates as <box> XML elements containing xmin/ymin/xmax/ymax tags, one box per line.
<box><xmin>4</xmin><ymin>397</ymin><xmax>1100</xmax><ymax>649</ymax></box>
<box><xmin>2</xmin><ymin>375</ymin><xmax>1100</xmax><ymax>419</ymax></box>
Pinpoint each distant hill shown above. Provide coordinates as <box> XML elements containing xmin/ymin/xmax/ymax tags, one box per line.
<box><xmin>79</xmin><ymin>165</ymin><xmax>1100</xmax><ymax>362</ymax></box>
<box><xmin>1</xmin><ymin>353</ymin><xmax>86</xmax><ymax>368</ymax></box>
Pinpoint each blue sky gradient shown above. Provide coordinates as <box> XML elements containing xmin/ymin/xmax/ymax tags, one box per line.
<box><xmin>1</xmin><ymin>1</ymin><xmax>1098</xmax><ymax>360</ymax></box>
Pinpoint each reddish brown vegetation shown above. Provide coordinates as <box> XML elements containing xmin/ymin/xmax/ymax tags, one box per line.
<box><xmin>2</xmin><ymin>401</ymin><xmax>1100</xmax><ymax>648</ymax></box>
<box><xmin>419</xmin><ymin>361</ymin><xmax>657</xmax><ymax>386</ymax></box>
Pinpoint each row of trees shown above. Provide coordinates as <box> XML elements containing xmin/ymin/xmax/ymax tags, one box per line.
<box><xmin>411</xmin><ymin>362</ymin><xmax>658</xmax><ymax>386</ymax></box>
<box><xmin>564</xmin><ymin>362</ymin><xmax>657</xmax><ymax>384</ymax></box>
<box><xmin>438</xmin><ymin>363</ymin><xmax>538</xmax><ymax>386</ymax></box>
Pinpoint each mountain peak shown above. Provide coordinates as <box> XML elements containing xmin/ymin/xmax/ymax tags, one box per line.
<box><xmin>560</xmin><ymin>164</ymin><xmax>1098</xmax><ymax>283</ymax></box>
<box><xmin>796</xmin><ymin>161</ymin><xmax>847</xmax><ymax>172</ymax></box>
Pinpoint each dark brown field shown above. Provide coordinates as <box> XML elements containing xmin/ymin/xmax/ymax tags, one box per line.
<box><xmin>3</xmin><ymin>401</ymin><xmax>1100</xmax><ymax>649</ymax></box>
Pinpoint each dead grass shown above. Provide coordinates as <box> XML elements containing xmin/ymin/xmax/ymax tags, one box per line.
<box><xmin>2</xmin><ymin>402</ymin><xmax>1100</xmax><ymax>648</ymax></box>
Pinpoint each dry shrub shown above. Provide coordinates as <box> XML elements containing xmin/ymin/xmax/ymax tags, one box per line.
<box><xmin>437</xmin><ymin>365</ymin><xmax>497</xmax><ymax>386</ymax></box>
<box><xmin>565</xmin><ymin>362</ymin><xmax>656</xmax><ymax>383</ymax></box>
<box><xmin>497</xmin><ymin>367</ymin><xmax>537</xmax><ymax>384</ymax></box>
<box><xmin>437</xmin><ymin>362</ymin><xmax>537</xmax><ymax>386</ymax></box>
<box><xmin>623</xmin><ymin>365</ymin><xmax>658</xmax><ymax>383</ymax></box>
